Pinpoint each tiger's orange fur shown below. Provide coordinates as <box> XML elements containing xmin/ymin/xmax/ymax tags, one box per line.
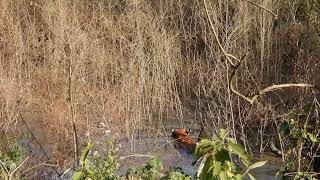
<box><xmin>171</xmin><ymin>128</ymin><xmax>196</xmax><ymax>153</ymax></box>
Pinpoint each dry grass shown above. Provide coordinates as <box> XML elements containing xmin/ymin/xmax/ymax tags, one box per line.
<box><xmin>0</xmin><ymin>0</ymin><xmax>319</xmax><ymax>176</ymax></box>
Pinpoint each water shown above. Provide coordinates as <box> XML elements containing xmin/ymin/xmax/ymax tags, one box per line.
<box><xmin>3</xmin><ymin>111</ymin><xmax>283</xmax><ymax>179</ymax></box>
<box><xmin>116</xmin><ymin>135</ymin><xmax>282</xmax><ymax>180</ymax></box>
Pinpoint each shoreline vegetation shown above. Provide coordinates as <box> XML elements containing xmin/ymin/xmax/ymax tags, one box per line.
<box><xmin>0</xmin><ymin>0</ymin><xmax>319</xmax><ymax>179</ymax></box>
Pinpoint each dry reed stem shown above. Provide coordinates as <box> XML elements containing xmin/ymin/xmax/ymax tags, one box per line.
<box><xmin>204</xmin><ymin>0</ymin><xmax>315</xmax><ymax>105</ymax></box>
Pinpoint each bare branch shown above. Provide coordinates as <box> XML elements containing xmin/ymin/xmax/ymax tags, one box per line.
<box><xmin>203</xmin><ymin>0</ymin><xmax>237</xmax><ymax>67</ymax></box>
<box><xmin>229</xmin><ymin>60</ymin><xmax>314</xmax><ymax>104</ymax></box>
<box><xmin>240</xmin><ymin>0</ymin><xmax>278</xmax><ymax>18</ymax></box>
<box><xmin>204</xmin><ymin>0</ymin><xmax>314</xmax><ymax>104</ymax></box>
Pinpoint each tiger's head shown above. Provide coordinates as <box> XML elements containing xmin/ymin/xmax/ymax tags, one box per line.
<box><xmin>171</xmin><ymin>128</ymin><xmax>191</xmax><ymax>139</ymax></box>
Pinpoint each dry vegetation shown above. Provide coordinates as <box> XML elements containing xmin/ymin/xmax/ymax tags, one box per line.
<box><xmin>0</xmin><ymin>0</ymin><xmax>319</xmax><ymax>177</ymax></box>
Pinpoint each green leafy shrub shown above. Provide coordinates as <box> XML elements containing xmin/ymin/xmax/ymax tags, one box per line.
<box><xmin>126</xmin><ymin>158</ymin><xmax>163</xmax><ymax>179</ymax></box>
<box><xmin>73</xmin><ymin>142</ymin><xmax>119</xmax><ymax>180</ymax></box>
<box><xmin>277</xmin><ymin>104</ymin><xmax>320</xmax><ymax>179</ymax></box>
<box><xmin>73</xmin><ymin>143</ymin><xmax>190</xmax><ymax>180</ymax></box>
<box><xmin>126</xmin><ymin>158</ymin><xmax>190</xmax><ymax>180</ymax></box>
<box><xmin>0</xmin><ymin>144</ymin><xmax>26</xmax><ymax>180</ymax></box>
<box><xmin>195</xmin><ymin>129</ymin><xmax>267</xmax><ymax>180</ymax></box>
<box><xmin>74</xmin><ymin>129</ymin><xmax>269</xmax><ymax>180</ymax></box>
<box><xmin>161</xmin><ymin>172</ymin><xmax>191</xmax><ymax>180</ymax></box>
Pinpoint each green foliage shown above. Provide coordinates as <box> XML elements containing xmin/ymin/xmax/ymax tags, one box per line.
<box><xmin>0</xmin><ymin>144</ymin><xmax>26</xmax><ymax>180</ymax></box>
<box><xmin>195</xmin><ymin>129</ymin><xmax>267</xmax><ymax>180</ymax></box>
<box><xmin>277</xmin><ymin>104</ymin><xmax>320</xmax><ymax>179</ymax></box>
<box><xmin>161</xmin><ymin>172</ymin><xmax>191</xmax><ymax>180</ymax></box>
<box><xmin>74</xmin><ymin>143</ymin><xmax>190</xmax><ymax>180</ymax></box>
<box><xmin>126</xmin><ymin>158</ymin><xmax>163</xmax><ymax>180</ymax></box>
<box><xmin>73</xmin><ymin>142</ymin><xmax>119</xmax><ymax>180</ymax></box>
<box><xmin>74</xmin><ymin>129</ymin><xmax>269</xmax><ymax>180</ymax></box>
<box><xmin>293</xmin><ymin>172</ymin><xmax>315</xmax><ymax>180</ymax></box>
<box><xmin>126</xmin><ymin>158</ymin><xmax>190</xmax><ymax>180</ymax></box>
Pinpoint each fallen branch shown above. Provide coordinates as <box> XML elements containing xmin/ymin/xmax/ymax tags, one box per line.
<box><xmin>229</xmin><ymin>61</ymin><xmax>314</xmax><ymax>104</ymax></box>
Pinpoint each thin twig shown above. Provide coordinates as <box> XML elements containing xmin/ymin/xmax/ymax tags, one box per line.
<box><xmin>0</xmin><ymin>159</ymin><xmax>9</xmax><ymax>173</ymax></box>
<box><xmin>240</xmin><ymin>0</ymin><xmax>278</xmax><ymax>18</ymax></box>
<box><xmin>119</xmin><ymin>154</ymin><xmax>155</xmax><ymax>160</ymax></box>
<box><xmin>17</xmin><ymin>109</ymin><xmax>61</xmax><ymax>177</ymax></box>
<box><xmin>148</xmin><ymin>139</ymin><xmax>182</xmax><ymax>158</ymax></box>
<box><xmin>21</xmin><ymin>162</ymin><xmax>59</xmax><ymax>175</ymax></box>
<box><xmin>18</xmin><ymin>111</ymin><xmax>51</xmax><ymax>160</ymax></box>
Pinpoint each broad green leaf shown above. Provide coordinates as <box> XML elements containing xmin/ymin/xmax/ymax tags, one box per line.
<box><xmin>80</xmin><ymin>143</ymin><xmax>93</xmax><ymax>166</ymax></box>
<box><xmin>248</xmin><ymin>161</ymin><xmax>268</xmax><ymax>170</ymax></box>
<box><xmin>213</xmin><ymin>161</ymin><xmax>222</xmax><ymax>176</ymax></box>
<box><xmin>72</xmin><ymin>171</ymin><xmax>85</xmax><ymax>180</ymax></box>
<box><xmin>219</xmin><ymin>171</ymin><xmax>227</xmax><ymax>180</ymax></box>
<box><xmin>248</xmin><ymin>173</ymin><xmax>256</xmax><ymax>180</ymax></box>
<box><xmin>195</xmin><ymin>140</ymin><xmax>215</xmax><ymax>157</ymax></box>
<box><xmin>228</xmin><ymin>142</ymin><xmax>249</xmax><ymax>161</ymax></box>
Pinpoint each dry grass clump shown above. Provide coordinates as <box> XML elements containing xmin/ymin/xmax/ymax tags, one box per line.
<box><xmin>0</xmin><ymin>0</ymin><xmax>319</xmax><ymax>175</ymax></box>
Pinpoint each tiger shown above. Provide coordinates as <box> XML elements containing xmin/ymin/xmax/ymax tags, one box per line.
<box><xmin>171</xmin><ymin>128</ymin><xmax>196</xmax><ymax>153</ymax></box>
<box><xmin>171</xmin><ymin>128</ymin><xmax>191</xmax><ymax>138</ymax></box>
<box><xmin>171</xmin><ymin>124</ymin><xmax>215</xmax><ymax>152</ymax></box>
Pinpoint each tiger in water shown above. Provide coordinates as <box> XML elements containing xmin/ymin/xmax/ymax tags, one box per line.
<box><xmin>171</xmin><ymin>126</ymin><xmax>213</xmax><ymax>153</ymax></box>
<box><xmin>171</xmin><ymin>128</ymin><xmax>197</xmax><ymax>153</ymax></box>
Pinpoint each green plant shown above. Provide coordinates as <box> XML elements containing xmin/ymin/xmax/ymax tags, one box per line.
<box><xmin>73</xmin><ymin>142</ymin><xmax>191</xmax><ymax>180</ymax></box>
<box><xmin>195</xmin><ymin>129</ymin><xmax>267</xmax><ymax>180</ymax></box>
<box><xmin>126</xmin><ymin>158</ymin><xmax>190</xmax><ymax>180</ymax></box>
<box><xmin>277</xmin><ymin>104</ymin><xmax>320</xmax><ymax>179</ymax></box>
<box><xmin>126</xmin><ymin>158</ymin><xmax>163</xmax><ymax>180</ymax></box>
<box><xmin>0</xmin><ymin>144</ymin><xmax>27</xmax><ymax>180</ymax></box>
<box><xmin>73</xmin><ymin>142</ymin><xmax>119</xmax><ymax>180</ymax></box>
<box><xmin>161</xmin><ymin>172</ymin><xmax>191</xmax><ymax>180</ymax></box>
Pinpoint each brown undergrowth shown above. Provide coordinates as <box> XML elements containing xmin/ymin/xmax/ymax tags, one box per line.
<box><xmin>0</xmin><ymin>0</ymin><xmax>319</xmax><ymax>177</ymax></box>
